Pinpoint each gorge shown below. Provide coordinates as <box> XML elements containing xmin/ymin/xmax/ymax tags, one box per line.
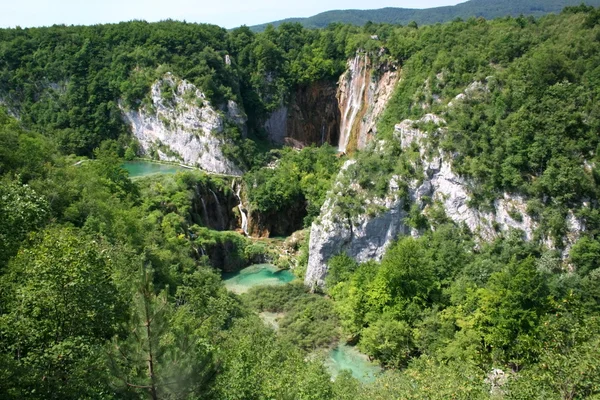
<box><xmin>2</xmin><ymin>8</ymin><xmax>600</xmax><ymax>398</ymax></box>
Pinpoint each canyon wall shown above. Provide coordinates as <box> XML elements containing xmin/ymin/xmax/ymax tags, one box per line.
<box><xmin>264</xmin><ymin>81</ymin><xmax>340</xmax><ymax>148</ymax></box>
<box><xmin>264</xmin><ymin>53</ymin><xmax>399</xmax><ymax>151</ymax></box>
<box><xmin>305</xmin><ymin>113</ymin><xmax>586</xmax><ymax>289</ymax></box>
<box><xmin>122</xmin><ymin>73</ymin><xmax>245</xmax><ymax>176</ymax></box>
<box><xmin>337</xmin><ymin>53</ymin><xmax>399</xmax><ymax>153</ymax></box>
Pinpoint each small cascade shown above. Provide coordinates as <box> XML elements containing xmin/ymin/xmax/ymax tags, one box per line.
<box><xmin>200</xmin><ymin>197</ymin><xmax>209</xmax><ymax>226</ymax></box>
<box><xmin>338</xmin><ymin>54</ymin><xmax>368</xmax><ymax>153</ymax></box>
<box><xmin>209</xmin><ymin>189</ymin><xmax>225</xmax><ymax>230</ymax></box>
<box><xmin>232</xmin><ymin>180</ymin><xmax>249</xmax><ymax>236</ymax></box>
<box><xmin>195</xmin><ymin>186</ymin><xmax>210</xmax><ymax>226</ymax></box>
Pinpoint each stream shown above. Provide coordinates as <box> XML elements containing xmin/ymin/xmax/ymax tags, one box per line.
<box><xmin>222</xmin><ymin>264</ymin><xmax>382</xmax><ymax>383</ymax></box>
<box><xmin>123</xmin><ymin>161</ymin><xmax>382</xmax><ymax>383</ymax></box>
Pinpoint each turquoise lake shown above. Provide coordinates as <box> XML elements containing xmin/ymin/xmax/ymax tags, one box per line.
<box><xmin>222</xmin><ymin>264</ymin><xmax>296</xmax><ymax>294</ymax></box>
<box><xmin>122</xmin><ymin>161</ymin><xmax>187</xmax><ymax>178</ymax></box>
<box><xmin>325</xmin><ymin>343</ymin><xmax>382</xmax><ymax>383</ymax></box>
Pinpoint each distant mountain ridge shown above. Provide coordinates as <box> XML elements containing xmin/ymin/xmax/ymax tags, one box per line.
<box><xmin>249</xmin><ymin>0</ymin><xmax>600</xmax><ymax>31</ymax></box>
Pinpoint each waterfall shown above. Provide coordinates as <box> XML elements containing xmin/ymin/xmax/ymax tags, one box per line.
<box><xmin>232</xmin><ymin>180</ymin><xmax>249</xmax><ymax>236</ymax></box>
<box><xmin>200</xmin><ymin>197</ymin><xmax>209</xmax><ymax>226</ymax></box>
<box><xmin>196</xmin><ymin>186</ymin><xmax>210</xmax><ymax>226</ymax></box>
<box><xmin>209</xmin><ymin>189</ymin><xmax>225</xmax><ymax>230</ymax></box>
<box><xmin>338</xmin><ymin>54</ymin><xmax>367</xmax><ymax>153</ymax></box>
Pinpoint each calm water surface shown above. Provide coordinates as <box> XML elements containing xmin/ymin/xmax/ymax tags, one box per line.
<box><xmin>122</xmin><ymin>161</ymin><xmax>186</xmax><ymax>177</ymax></box>
<box><xmin>325</xmin><ymin>343</ymin><xmax>382</xmax><ymax>383</ymax></box>
<box><xmin>222</xmin><ymin>264</ymin><xmax>296</xmax><ymax>294</ymax></box>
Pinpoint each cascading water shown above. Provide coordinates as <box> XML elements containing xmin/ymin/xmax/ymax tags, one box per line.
<box><xmin>338</xmin><ymin>54</ymin><xmax>368</xmax><ymax>153</ymax></box>
<box><xmin>200</xmin><ymin>197</ymin><xmax>209</xmax><ymax>226</ymax></box>
<box><xmin>209</xmin><ymin>189</ymin><xmax>225</xmax><ymax>230</ymax></box>
<box><xmin>195</xmin><ymin>186</ymin><xmax>210</xmax><ymax>226</ymax></box>
<box><xmin>232</xmin><ymin>180</ymin><xmax>249</xmax><ymax>236</ymax></box>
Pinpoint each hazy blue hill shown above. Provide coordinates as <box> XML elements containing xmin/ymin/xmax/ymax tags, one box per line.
<box><xmin>250</xmin><ymin>0</ymin><xmax>600</xmax><ymax>31</ymax></box>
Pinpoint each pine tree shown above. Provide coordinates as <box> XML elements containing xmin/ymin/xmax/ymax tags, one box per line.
<box><xmin>107</xmin><ymin>267</ymin><xmax>214</xmax><ymax>400</ymax></box>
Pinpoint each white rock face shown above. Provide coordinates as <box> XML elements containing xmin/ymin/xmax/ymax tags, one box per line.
<box><xmin>122</xmin><ymin>73</ymin><xmax>244</xmax><ymax>176</ymax></box>
<box><xmin>306</xmin><ymin>113</ymin><xmax>585</xmax><ymax>288</ymax></box>
<box><xmin>305</xmin><ymin>161</ymin><xmax>411</xmax><ymax>287</ymax></box>
<box><xmin>337</xmin><ymin>53</ymin><xmax>399</xmax><ymax>152</ymax></box>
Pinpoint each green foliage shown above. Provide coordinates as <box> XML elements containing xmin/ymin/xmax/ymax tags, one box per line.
<box><xmin>244</xmin><ymin>283</ymin><xmax>340</xmax><ymax>350</ymax></box>
<box><xmin>212</xmin><ymin>316</ymin><xmax>334</xmax><ymax>399</ymax></box>
<box><xmin>326</xmin><ymin>253</ymin><xmax>359</xmax><ymax>287</ymax></box>
<box><xmin>107</xmin><ymin>268</ymin><xmax>216</xmax><ymax>400</ymax></box>
<box><xmin>245</xmin><ymin>145</ymin><xmax>341</xmax><ymax>226</ymax></box>
<box><xmin>472</xmin><ymin>257</ymin><xmax>550</xmax><ymax>366</ymax></box>
<box><xmin>0</xmin><ymin>226</ymin><xmax>124</xmax><ymax>398</ymax></box>
<box><xmin>358</xmin><ymin>315</ymin><xmax>415</xmax><ymax>368</ymax></box>
<box><xmin>0</xmin><ymin>181</ymin><xmax>48</xmax><ymax>268</ymax></box>
<box><xmin>569</xmin><ymin>237</ymin><xmax>600</xmax><ymax>276</ymax></box>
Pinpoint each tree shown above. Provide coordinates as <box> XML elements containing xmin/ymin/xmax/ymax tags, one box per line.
<box><xmin>473</xmin><ymin>257</ymin><xmax>550</xmax><ymax>368</ymax></box>
<box><xmin>0</xmin><ymin>181</ymin><xmax>48</xmax><ymax>268</ymax></box>
<box><xmin>0</xmin><ymin>226</ymin><xmax>123</xmax><ymax>399</ymax></box>
<box><xmin>367</xmin><ymin>237</ymin><xmax>436</xmax><ymax>320</ymax></box>
<box><xmin>107</xmin><ymin>267</ymin><xmax>214</xmax><ymax>400</ymax></box>
<box><xmin>359</xmin><ymin>315</ymin><xmax>415</xmax><ymax>368</ymax></box>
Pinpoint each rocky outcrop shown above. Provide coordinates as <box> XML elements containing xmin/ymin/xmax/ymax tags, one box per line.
<box><xmin>248</xmin><ymin>202</ymin><xmax>307</xmax><ymax>238</ymax></box>
<box><xmin>264</xmin><ymin>53</ymin><xmax>398</xmax><ymax>151</ymax></box>
<box><xmin>122</xmin><ymin>73</ymin><xmax>245</xmax><ymax>176</ymax></box>
<box><xmin>305</xmin><ymin>113</ymin><xmax>585</xmax><ymax>288</ymax></box>
<box><xmin>264</xmin><ymin>81</ymin><xmax>340</xmax><ymax>148</ymax></box>
<box><xmin>189</xmin><ymin>180</ymin><xmax>239</xmax><ymax>232</ymax></box>
<box><xmin>306</xmin><ymin>160</ymin><xmax>411</xmax><ymax>287</ymax></box>
<box><xmin>337</xmin><ymin>53</ymin><xmax>399</xmax><ymax>153</ymax></box>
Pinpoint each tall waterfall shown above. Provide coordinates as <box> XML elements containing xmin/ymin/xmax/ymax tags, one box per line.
<box><xmin>338</xmin><ymin>54</ymin><xmax>367</xmax><ymax>153</ymax></box>
<box><xmin>232</xmin><ymin>180</ymin><xmax>249</xmax><ymax>236</ymax></box>
<box><xmin>200</xmin><ymin>197</ymin><xmax>209</xmax><ymax>226</ymax></box>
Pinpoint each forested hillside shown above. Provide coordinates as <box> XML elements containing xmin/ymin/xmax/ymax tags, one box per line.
<box><xmin>2</xmin><ymin>5</ymin><xmax>600</xmax><ymax>399</ymax></box>
<box><xmin>250</xmin><ymin>0</ymin><xmax>600</xmax><ymax>31</ymax></box>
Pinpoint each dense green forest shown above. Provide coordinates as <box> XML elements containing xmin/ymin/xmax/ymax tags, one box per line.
<box><xmin>250</xmin><ymin>0</ymin><xmax>600</xmax><ymax>31</ymax></box>
<box><xmin>2</xmin><ymin>4</ymin><xmax>600</xmax><ymax>399</ymax></box>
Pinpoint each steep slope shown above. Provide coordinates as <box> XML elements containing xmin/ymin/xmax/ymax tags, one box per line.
<box><xmin>122</xmin><ymin>73</ymin><xmax>245</xmax><ymax>176</ymax></box>
<box><xmin>264</xmin><ymin>53</ymin><xmax>398</xmax><ymax>152</ymax></box>
<box><xmin>264</xmin><ymin>81</ymin><xmax>341</xmax><ymax>148</ymax></box>
<box><xmin>337</xmin><ymin>53</ymin><xmax>399</xmax><ymax>153</ymax></box>
<box><xmin>250</xmin><ymin>0</ymin><xmax>600</xmax><ymax>31</ymax></box>
<box><xmin>306</xmin><ymin>80</ymin><xmax>591</xmax><ymax>288</ymax></box>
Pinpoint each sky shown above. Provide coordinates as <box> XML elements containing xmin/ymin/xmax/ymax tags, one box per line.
<box><xmin>1</xmin><ymin>0</ymin><xmax>465</xmax><ymax>29</ymax></box>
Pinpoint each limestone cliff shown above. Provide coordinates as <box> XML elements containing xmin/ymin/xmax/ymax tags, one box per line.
<box><xmin>264</xmin><ymin>53</ymin><xmax>398</xmax><ymax>151</ymax></box>
<box><xmin>248</xmin><ymin>203</ymin><xmax>307</xmax><ymax>238</ymax></box>
<box><xmin>337</xmin><ymin>53</ymin><xmax>399</xmax><ymax>153</ymax></box>
<box><xmin>122</xmin><ymin>73</ymin><xmax>245</xmax><ymax>176</ymax></box>
<box><xmin>305</xmin><ymin>113</ymin><xmax>586</xmax><ymax>288</ymax></box>
<box><xmin>264</xmin><ymin>81</ymin><xmax>340</xmax><ymax>148</ymax></box>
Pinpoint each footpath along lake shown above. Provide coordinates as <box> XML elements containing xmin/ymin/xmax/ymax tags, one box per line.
<box><xmin>122</xmin><ymin>160</ymin><xmax>186</xmax><ymax>177</ymax></box>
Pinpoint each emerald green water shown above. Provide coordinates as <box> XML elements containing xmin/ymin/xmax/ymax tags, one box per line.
<box><xmin>222</xmin><ymin>264</ymin><xmax>296</xmax><ymax>294</ymax></box>
<box><xmin>325</xmin><ymin>344</ymin><xmax>382</xmax><ymax>383</ymax></box>
<box><xmin>122</xmin><ymin>161</ymin><xmax>186</xmax><ymax>177</ymax></box>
